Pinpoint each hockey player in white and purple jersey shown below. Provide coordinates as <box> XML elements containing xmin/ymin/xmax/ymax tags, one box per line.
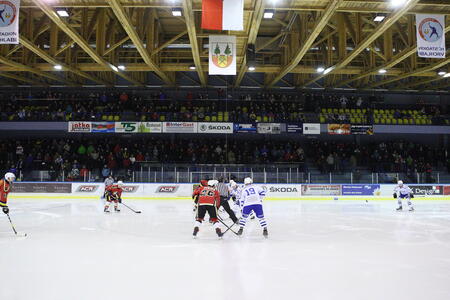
<box><xmin>237</xmin><ymin>177</ymin><xmax>268</xmax><ymax>238</ymax></box>
<box><xmin>394</xmin><ymin>180</ymin><xmax>414</xmax><ymax>211</ymax></box>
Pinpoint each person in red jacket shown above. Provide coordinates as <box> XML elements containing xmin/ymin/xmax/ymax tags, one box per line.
<box><xmin>104</xmin><ymin>180</ymin><xmax>123</xmax><ymax>213</ymax></box>
<box><xmin>0</xmin><ymin>172</ymin><xmax>15</xmax><ymax>215</ymax></box>
<box><xmin>192</xmin><ymin>180</ymin><xmax>222</xmax><ymax>238</ymax></box>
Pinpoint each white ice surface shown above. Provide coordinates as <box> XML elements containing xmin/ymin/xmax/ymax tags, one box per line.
<box><xmin>1</xmin><ymin>199</ymin><xmax>450</xmax><ymax>300</ymax></box>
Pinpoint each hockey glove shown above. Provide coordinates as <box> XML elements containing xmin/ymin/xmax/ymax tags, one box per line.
<box><xmin>2</xmin><ymin>206</ymin><xmax>9</xmax><ymax>214</ymax></box>
<box><xmin>118</xmin><ymin>197</ymin><xmax>122</xmax><ymax>203</ymax></box>
<box><xmin>393</xmin><ymin>193</ymin><xmax>397</xmax><ymax>199</ymax></box>
<box><xmin>409</xmin><ymin>193</ymin><xmax>414</xmax><ymax>198</ymax></box>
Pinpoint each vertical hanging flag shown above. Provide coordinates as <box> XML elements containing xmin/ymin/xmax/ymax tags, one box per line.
<box><xmin>202</xmin><ymin>0</ymin><xmax>243</xmax><ymax>31</ymax></box>
<box><xmin>0</xmin><ymin>0</ymin><xmax>19</xmax><ymax>44</ymax></box>
<box><xmin>209</xmin><ymin>35</ymin><xmax>237</xmax><ymax>75</ymax></box>
<box><xmin>416</xmin><ymin>14</ymin><xmax>446</xmax><ymax>58</ymax></box>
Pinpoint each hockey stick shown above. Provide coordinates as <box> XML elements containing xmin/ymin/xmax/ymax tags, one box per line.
<box><xmin>218</xmin><ymin>216</ymin><xmax>239</xmax><ymax>235</ymax></box>
<box><xmin>6</xmin><ymin>213</ymin><xmax>27</xmax><ymax>237</ymax></box>
<box><xmin>121</xmin><ymin>202</ymin><xmax>142</xmax><ymax>214</ymax></box>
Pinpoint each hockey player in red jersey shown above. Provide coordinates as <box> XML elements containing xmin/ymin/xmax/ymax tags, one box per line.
<box><xmin>104</xmin><ymin>180</ymin><xmax>123</xmax><ymax>213</ymax></box>
<box><xmin>192</xmin><ymin>180</ymin><xmax>222</xmax><ymax>238</ymax></box>
<box><xmin>0</xmin><ymin>172</ymin><xmax>15</xmax><ymax>215</ymax></box>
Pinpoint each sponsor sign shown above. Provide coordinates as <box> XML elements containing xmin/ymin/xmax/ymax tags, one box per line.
<box><xmin>342</xmin><ymin>184</ymin><xmax>381</xmax><ymax>196</ymax></box>
<box><xmin>68</xmin><ymin>121</ymin><xmax>92</xmax><ymax>133</ymax></box>
<box><xmin>444</xmin><ymin>186</ymin><xmax>450</xmax><ymax>195</ymax></box>
<box><xmin>351</xmin><ymin>125</ymin><xmax>374</xmax><ymax>135</ymax></box>
<box><xmin>163</xmin><ymin>122</ymin><xmax>198</xmax><ymax>133</ymax></box>
<box><xmin>91</xmin><ymin>122</ymin><xmax>115</xmax><ymax>133</ymax></box>
<box><xmin>76</xmin><ymin>185</ymin><xmax>100</xmax><ymax>192</ymax></box>
<box><xmin>233</xmin><ymin>123</ymin><xmax>257</xmax><ymax>133</ymax></box>
<box><xmin>209</xmin><ymin>35</ymin><xmax>237</xmax><ymax>75</ymax></box>
<box><xmin>416</xmin><ymin>14</ymin><xmax>446</xmax><ymax>58</ymax></box>
<box><xmin>139</xmin><ymin>122</ymin><xmax>162</xmax><ymax>133</ymax></box>
<box><xmin>122</xmin><ymin>185</ymin><xmax>139</xmax><ymax>193</ymax></box>
<box><xmin>198</xmin><ymin>122</ymin><xmax>233</xmax><ymax>134</ymax></box>
<box><xmin>115</xmin><ymin>122</ymin><xmax>139</xmax><ymax>133</ymax></box>
<box><xmin>303</xmin><ymin>123</ymin><xmax>321</xmax><ymax>135</ymax></box>
<box><xmin>410</xmin><ymin>185</ymin><xmax>443</xmax><ymax>195</ymax></box>
<box><xmin>257</xmin><ymin>123</ymin><xmax>283</xmax><ymax>134</ymax></box>
<box><xmin>11</xmin><ymin>182</ymin><xmax>72</xmax><ymax>193</ymax></box>
<box><xmin>301</xmin><ymin>184</ymin><xmax>341</xmax><ymax>196</ymax></box>
<box><xmin>156</xmin><ymin>185</ymin><xmax>179</xmax><ymax>193</ymax></box>
<box><xmin>328</xmin><ymin>124</ymin><xmax>350</xmax><ymax>135</ymax></box>
<box><xmin>287</xmin><ymin>123</ymin><xmax>303</xmax><ymax>133</ymax></box>
<box><xmin>0</xmin><ymin>0</ymin><xmax>19</xmax><ymax>44</ymax></box>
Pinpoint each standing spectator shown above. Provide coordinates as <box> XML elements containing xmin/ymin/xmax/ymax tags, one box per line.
<box><xmin>102</xmin><ymin>165</ymin><xmax>111</xmax><ymax>179</ymax></box>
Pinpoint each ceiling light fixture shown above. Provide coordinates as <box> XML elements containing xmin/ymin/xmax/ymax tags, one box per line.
<box><xmin>379</xmin><ymin>69</ymin><xmax>387</xmax><ymax>74</ymax></box>
<box><xmin>263</xmin><ymin>9</ymin><xmax>274</xmax><ymax>19</ymax></box>
<box><xmin>56</xmin><ymin>9</ymin><xmax>69</xmax><ymax>17</ymax></box>
<box><xmin>248</xmin><ymin>66</ymin><xmax>256</xmax><ymax>71</ymax></box>
<box><xmin>172</xmin><ymin>8</ymin><xmax>182</xmax><ymax>17</ymax></box>
<box><xmin>317</xmin><ymin>67</ymin><xmax>325</xmax><ymax>73</ymax></box>
<box><xmin>117</xmin><ymin>65</ymin><xmax>126</xmax><ymax>71</ymax></box>
<box><xmin>54</xmin><ymin>65</ymin><xmax>62</xmax><ymax>70</ymax></box>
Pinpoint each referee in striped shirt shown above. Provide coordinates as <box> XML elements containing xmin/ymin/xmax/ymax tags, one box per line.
<box><xmin>216</xmin><ymin>177</ymin><xmax>238</xmax><ymax>223</ymax></box>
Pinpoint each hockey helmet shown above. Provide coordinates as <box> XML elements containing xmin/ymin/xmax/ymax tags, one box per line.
<box><xmin>397</xmin><ymin>180</ymin><xmax>403</xmax><ymax>186</ymax></box>
<box><xmin>117</xmin><ymin>180</ymin><xmax>124</xmax><ymax>187</ymax></box>
<box><xmin>207</xmin><ymin>180</ymin><xmax>216</xmax><ymax>187</ymax></box>
<box><xmin>244</xmin><ymin>177</ymin><xmax>253</xmax><ymax>185</ymax></box>
<box><xmin>4</xmin><ymin>172</ymin><xmax>15</xmax><ymax>182</ymax></box>
<box><xmin>200</xmin><ymin>180</ymin><xmax>208</xmax><ymax>186</ymax></box>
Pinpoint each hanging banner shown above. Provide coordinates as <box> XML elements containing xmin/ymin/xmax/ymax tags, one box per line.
<box><xmin>303</xmin><ymin>123</ymin><xmax>321</xmax><ymax>135</ymax></box>
<box><xmin>257</xmin><ymin>123</ymin><xmax>283</xmax><ymax>134</ymax></box>
<box><xmin>209</xmin><ymin>35</ymin><xmax>237</xmax><ymax>75</ymax></box>
<box><xmin>163</xmin><ymin>122</ymin><xmax>198</xmax><ymax>133</ymax></box>
<box><xmin>198</xmin><ymin>122</ymin><xmax>233</xmax><ymax>134</ymax></box>
<box><xmin>91</xmin><ymin>122</ymin><xmax>115</xmax><ymax>133</ymax></box>
<box><xmin>416</xmin><ymin>14</ymin><xmax>446</xmax><ymax>58</ymax></box>
<box><xmin>115</xmin><ymin>122</ymin><xmax>139</xmax><ymax>133</ymax></box>
<box><xmin>202</xmin><ymin>0</ymin><xmax>243</xmax><ymax>31</ymax></box>
<box><xmin>351</xmin><ymin>125</ymin><xmax>374</xmax><ymax>135</ymax></box>
<box><xmin>0</xmin><ymin>0</ymin><xmax>19</xmax><ymax>44</ymax></box>
<box><xmin>139</xmin><ymin>122</ymin><xmax>162</xmax><ymax>133</ymax></box>
<box><xmin>328</xmin><ymin>124</ymin><xmax>351</xmax><ymax>135</ymax></box>
<box><xmin>68</xmin><ymin>121</ymin><xmax>91</xmax><ymax>133</ymax></box>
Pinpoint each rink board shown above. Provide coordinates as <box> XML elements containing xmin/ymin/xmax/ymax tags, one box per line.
<box><xmin>7</xmin><ymin>183</ymin><xmax>450</xmax><ymax>201</ymax></box>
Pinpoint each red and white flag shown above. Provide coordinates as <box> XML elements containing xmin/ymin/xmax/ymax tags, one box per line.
<box><xmin>202</xmin><ymin>0</ymin><xmax>243</xmax><ymax>31</ymax></box>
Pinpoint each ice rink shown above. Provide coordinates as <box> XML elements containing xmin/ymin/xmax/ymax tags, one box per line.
<box><xmin>1</xmin><ymin>198</ymin><xmax>450</xmax><ymax>300</ymax></box>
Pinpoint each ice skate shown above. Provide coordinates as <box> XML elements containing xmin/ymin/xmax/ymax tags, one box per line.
<box><xmin>396</xmin><ymin>206</ymin><xmax>402</xmax><ymax>211</ymax></box>
<box><xmin>263</xmin><ymin>228</ymin><xmax>268</xmax><ymax>238</ymax></box>
<box><xmin>114</xmin><ymin>207</ymin><xmax>120</xmax><ymax>213</ymax></box>
<box><xmin>193</xmin><ymin>226</ymin><xmax>199</xmax><ymax>238</ymax></box>
<box><xmin>409</xmin><ymin>207</ymin><xmax>415</xmax><ymax>211</ymax></box>
<box><xmin>237</xmin><ymin>227</ymin><xmax>243</xmax><ymax>236</ymax></box>
<box><xmin>216</xmin><ymin>228</ymin><xmax>223</xmax><ymax>239</ymax></box>
<box><xmin>104</xmin><ymin>207</ymin><xmax>110</xmax><ymax>213</ymax></box>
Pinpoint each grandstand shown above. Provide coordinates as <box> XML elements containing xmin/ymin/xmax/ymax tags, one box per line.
<box><xmin>1</xmin><ymin>1</ymin><xmax>450</xmax><ymax>300</ymax></box>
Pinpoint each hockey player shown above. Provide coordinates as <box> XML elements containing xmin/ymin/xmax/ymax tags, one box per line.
<box><xmin>0</xmin><ymin>172</ymin><xmax>15</xmax><ymax>215</ymax></box>
<box><xmin>238</xmin><ymin>177</ymin><xmax>268</xmax><ymax>238</ymax></box>
<box><xmin>229</xmin><ymin>180</ymin><xmax>243</xmax><ymax>215</ymax></box>
<box><xmin>393</xmin><ymin>180</ymin><xmax>414</xmax><ymax>211</ymax></box>
<box><xmin>192</xmin><ymin>180</ymin><xmax>222</xmax><ymax>238</ymax></box>
<box><xmin>104</xmin><ymin>180</ymin><xmax>124</xmax><ymax>213</ymax></box>
<box><xmin>102</xmin><ymin>175</ymin><xmax>115</xmax><ymax>200</ymax></box>
<box><xmin>193</xmin><ymin>180</ymin><xmax>208</xmax><ymax>211</ymax></box>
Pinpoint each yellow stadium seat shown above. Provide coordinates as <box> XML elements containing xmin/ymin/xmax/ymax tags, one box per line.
<box><xmin>381</xmin><ymin>118</ymin><xmax>386</xmax><ymax>124</ymax></box>
<box><xmin>205</xmin><ymin>116</ymin><xmax>211</xmax><ymax>121</ymax></box>
<box><xmin>114</xmin><ymin>115</ymin><xmax>120</xmax><ymax>121</ymax></box>
<box><xmin>379</xmin><ymin>109</ymin><xmax>385</xmax><ymax>114</ymax></box>
<box><xmin>108</xmin><ymin>115</ymin><xmax>114</xmax><ymax>121</ymax></box>
<box><xmin>333</xmin><ymin>108</ymin><xmax>338</xmax><ymax>114</ymax></box>
<box><xmin>263</xmin><ymin>116</ymin><xmax>269</xmax><ymax>122</ymax></box>
<box><xmin>356</xmin><ymin>109</ymin><xmax>362</xmax><ymax>114</ymax></box>
<box><xmin>386</xmin><ymin>118</ymin><xmax>392</xmax><ymax>125</ymax></box>
<box><xmin>391</xmin><ymin>118</ymin><xmax>397</xmax><ymax>125</ymax></box>
<box><xmin>339</xmin><ymin>109</ymin><xmax>344</xmax><ymax>114</ymax></box>
<box><xmin>320</xmin><ymin>116</ymin><xmax>326</xmax><ymax>123</ymax></box>
<box><xmin>211</xmin><ymin>116</ymin><xmax>217</xmax><ymax>122</ymax></box>
<box><xmin>345</xmin><ymin>109</ymin><xmax>350</xmax><ymax>113</ymax></box>
<box><xmin>374</xmin><ymin>118</ymin><xmax>380</xmax><ymax>124</ymax></box>
<box><xmin>160</xmin><ymin>115</ymin><xmax>165</xmax><ymax>121</ymax></box>
<box><xmin>374</xmin><ymin>109</ymin><xmax>379</xmax><ymax>114</ymax></box>
<box><xmin>403</xmin><ymin>119</ymin><xmax>409</xmax><ymax>125</ymax></box>
<box><xmin>101</xmin><ymin>115</ymin><xmax>107</xmax><ymax>121</ymax></box>
<box><xmin>224</xmin><ymin>115</ymin><xmax>229</xmax><ymax>122</ymax></box>
<box><xmin>257</xmin><ymin>116</ymin><xmax>262</xmax><ymax>122</ymax></box>
<box><xmin>427</xmin><ymin>119</ymin><xmax>432</xmax><ymax>125</ymax></box>
<box><xmin>397</xmin><ymin>119</ymin><xmax>403</xmax><ymax>125</ymax></box>
<box><xmin>218</xmin><ymin>115</ymin><xmax>223</xmax><ymax>122</ymax></box>
<box><xmin>321</xmin><ymin>108</ymin><xmax>327</xmax><ymax>113</ymax></box>
<box><xmin>192</xmin><ymin>116</ymin><xmax>198</xmax><ymax>121</ymax></box>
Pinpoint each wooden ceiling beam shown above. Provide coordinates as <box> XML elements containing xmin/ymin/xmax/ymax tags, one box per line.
<box><xmin>268</xmin><ymin>0</ymin><xmax>344</xmax><ymax>87</ymax></box>
<box><xmin>305</xmin><ymin>0</ymin><xmax>420</xmax><ymax>87</ymax></box>
<box><xmin>33</xmin><ymin>0</ymin><xmax>142</xmax><ymax>86</ymax></box>
<box><xmin>234</xmin><ymin>0</ymin><xmax>265</xmax><ymax>87</ymax></box>
<box><xmin>20</xmin><ymin>35</ymin><xmax>110</xmax><ymax>85</ymax></box>
<box><xmin>109</xmin><ymin>0</ymin><xmax>173</xmax><ymax>85</ymax></box>
<box><xmin>182</xmin><ymin>0</ymin><xmax>207</xmax><ymax>86</ymax></box>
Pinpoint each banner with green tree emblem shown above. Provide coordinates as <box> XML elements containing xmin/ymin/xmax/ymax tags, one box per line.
<box><xmin>209</xmin><ymin>35</ymin><xmax>236</xmax><ymax>75</ymax></box>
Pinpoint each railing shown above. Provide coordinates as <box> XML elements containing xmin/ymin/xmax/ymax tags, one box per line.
<box><xmin>13</xmin><ymin>166</ymin><xmax>450</xmax><ymax>184</ymax></box>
